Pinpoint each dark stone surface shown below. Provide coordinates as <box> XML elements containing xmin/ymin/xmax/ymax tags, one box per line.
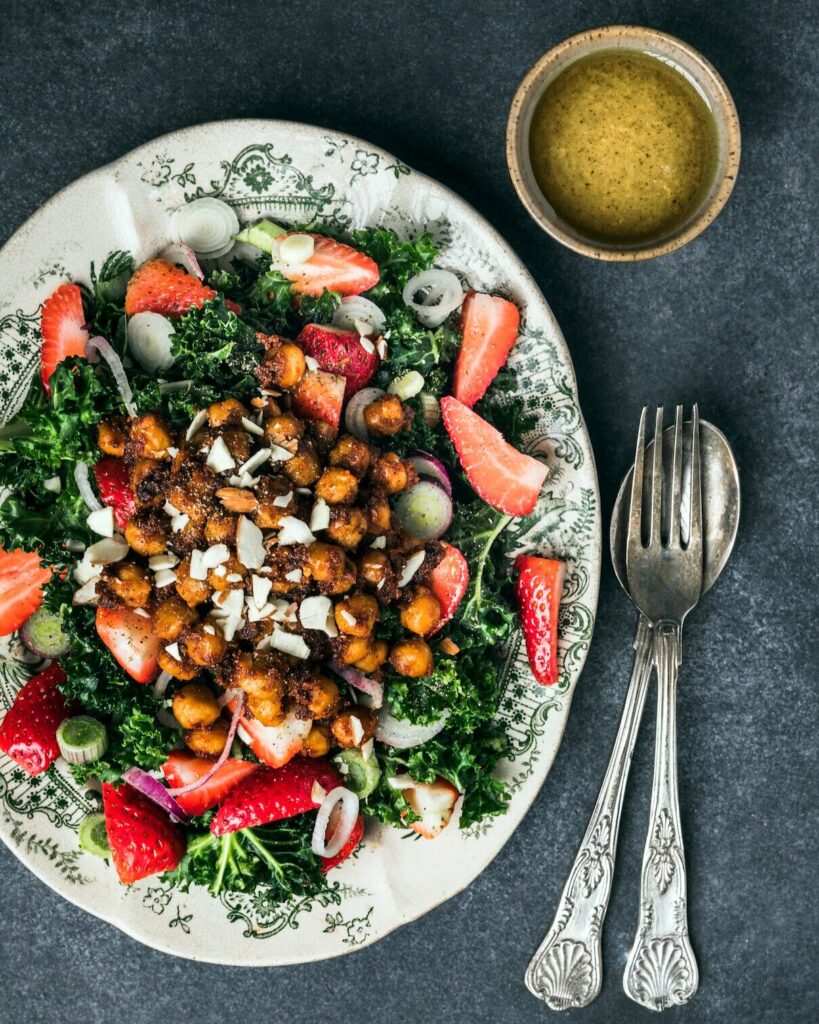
<box><xmin>1</xmin><ymin>1</ymin><xmax>816</xmax><ymax>1021</ymax></box>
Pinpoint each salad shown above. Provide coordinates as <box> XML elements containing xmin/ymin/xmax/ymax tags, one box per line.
<box><xmin>0</xmin><ymin>202</ymin><xmax>564</xmax><ymax>902</ymax></box>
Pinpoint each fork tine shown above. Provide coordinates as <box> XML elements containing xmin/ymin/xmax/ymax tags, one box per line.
<box><xmin>688</xmin><ymin>404</ymin><xmax>703</xmax><ymax>553</ymax></box>
<box><xmin>669</xmin><ymin>406</ymin><xmax>684</xmax><ymax>547</ymax></box>
<box><xmin>628</xmin><ymin>407</ymin><xmax>647</xmax><ymax>550</ymax></box>
<box><xmin>649</xmin><ymin>407</ymin><xmax>664</xmax><ymax>547</ymax></box>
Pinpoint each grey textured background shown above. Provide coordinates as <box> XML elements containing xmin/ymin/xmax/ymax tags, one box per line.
<box><xmin>1</xmin><ymin>1</ymin><xmax>816</xmax><ymax>1021</ymax></box>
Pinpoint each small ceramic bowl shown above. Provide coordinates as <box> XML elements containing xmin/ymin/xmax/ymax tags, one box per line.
<box><xmin>506</xmin><ymin>25</ymin><xmax>741</xmax><ymax>261</ymax></box>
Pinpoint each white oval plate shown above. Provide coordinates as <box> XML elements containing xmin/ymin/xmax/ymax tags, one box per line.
<box><xmin>0</xmin><ymin>120</ymin><xmax>600</xmax><ymax>964</ymax></box>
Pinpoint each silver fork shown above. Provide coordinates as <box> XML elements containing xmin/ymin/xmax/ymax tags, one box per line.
<box><xmin>623</xmin><ymin>405</ymin><xmax>702</xmax><ymax>1011</ymax></box>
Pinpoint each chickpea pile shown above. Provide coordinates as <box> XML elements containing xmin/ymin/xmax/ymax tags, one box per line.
<box><xmin>95</xmin><ymin>344</ymin><xmax>448</xmax><ymax>764</ymax></box>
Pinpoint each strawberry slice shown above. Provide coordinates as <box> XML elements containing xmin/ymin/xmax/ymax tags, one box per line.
<box><xmin>161</xmin><ymin>750</ymin><xmax>259</xmax><ymax>816</ymax></box>
<box><xmin>427</xmin><ymin>544</ymin><xmax>470</xmax><ymax>635</ymax></box>
<box><xmin>93</xmin><ymin>457</ymin><xmax>136</xmax><ymax>531</ymax></box>
<box><xmin>297</xmin><ymin>323</ymin><xmax>379</xmax><ymax>400</ymax></box>
<box><xmin>320</xmin><ymin>812</ymin><xmax>364</xmax><ymax>873</ymax></box>
<box><xmin>211</xmin><ymin>757</ymin><xmax>342</xmax><ymax>836</ymax></box>
<box><xmin>404</xmin><ymin>777</ymin><xmax>460</xmax><ymax>839</ymax></box>
<box><xmin>0</xmin><ymin>548</ymin><xmax>52</xmax><ymax>637</ymax></box>
<box><xmin>441</xmin><ymin>397</ymin><xmax>548</xmax><ymax>516</ymax></box>
<box><xmin>453</xmin><ymin>292</ymin><xmax>520</xmax><ymax>408</ymax></box>
<box><xmin>0</xmin><ymin>665</ymin><xmax>71</xmax><ymax>776</ymax></box>
<box><xmin>102</xmin><ymin>781</ymin><xmax>186</xmax><ymax>884</ymax></box>
<box><xmin>231</xmin><ymin>700</ymin><xmax>312</xmax><ymax>768</ymax></box>
<box><xmin>291</xmin><ymin>369</ymin><xmax>345</xmax><ymax>434</ymax></box>
<box><xmin>40</xmin><ymin>283</ymin><xmax>89</xmax><ymax>393</ymax></box>
<box><xmin>515</xmin><ymin>555</ymin><xmax>566</xmax><ymax>686</ymax></box>
<box><xmin>96</xmin><ymin>604</ymin><xmax>160</xmax><ymax>683</ymax></box>
<box><xmin>276</xmin><ymin>234</ymin><xmax>379</xmax><ymax>297</ymax></box>
<box><xmin>124</xmin><ymin>259</ymin><xmax>220</xmax><ymax>318</ymax></box>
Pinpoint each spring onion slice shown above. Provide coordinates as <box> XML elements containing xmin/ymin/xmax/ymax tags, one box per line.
<box><xmin>78</xmin><ymin>812</ymin><xmax>111</xmax><ymax>858</ymax></box>
<box><xmin>167</xmin><ymin>691</ymin><xmax>245</xmax><ymax>797</ymax></box>
<box><xmin>85</xmin><ymin>336</ymin><xmax>137</xmax><ymax>416</ymax></box>
<box><xmin>56</xmin><ymin>716</ymin><xmax>108</xmax><ymax>765</ymax></box>
<box><xmin>173</xmin><ymin>197</ymin><xmax>239</xmax><ymax>258</ymax></box>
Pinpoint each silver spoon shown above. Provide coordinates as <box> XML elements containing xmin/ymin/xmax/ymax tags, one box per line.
<box><xmin>525</xmin><ymin>419</ymin><xmax>739</xmax><ymax>1011</ymax></box>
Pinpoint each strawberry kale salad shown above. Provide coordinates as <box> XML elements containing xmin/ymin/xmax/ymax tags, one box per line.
<box><xmin>0</xmin><ymin>202</ymin><xmax>564</xmax><ymax>900</ymax></box>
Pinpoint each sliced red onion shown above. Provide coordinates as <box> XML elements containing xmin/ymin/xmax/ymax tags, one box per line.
<box><xmin>156</xmin><ymin>707</ymin><xmax>181</xmax><ymax>731</ymax></box>
<box><xmin>329</xmin><ymin>662</ymin><xmax>384</xmax><ymax>708</ymax></box>
<box><xmin>86</xmin><ymin>336</ymin><xmax>136</xmax><ymax>417</ymax></box>
<box><xmin>167</xmin><ymin>692</ymin><xmax>245</xmax><ymax>798</ymax></box>
<box><xmin>344</xmin><ymin>387</ymin><xmax>385</xmax><ymax>441</ymax></box>
<box><xmin>127</xmin><ymin>312</ymin><xmax>176</xmax><ymax>372</ymax></box>
<box><xmin>409</xmin><ymin>452</ymin><xmax>452</xmax><ymax>495</ymax></box>
<box><xmin>74</xmin><ymin>462</ymin><xmax>103</xmax><ymax>512</ymax></box>
<box><xmin>402</xmin><ymin>269</ymin><xmax>464</xmax><ymax>328</ymax></box>
<box><xmin>152</xmin><ymin>670</ymin><xmax>173</xmax><ymax>699</ymax></box>
<box><xmin>376</xmin><ymin>705</ymin><xmax>450</xmax><ymax>749</ymax></box>
<box><xmin>159</xmin><ymin>242</ymin><xmax>204</xmax><ymax>280</ymax></box>
<box><xmin>394</xmin><ymin>480</ymin><xmax>453</xmax><ymax>541</ymax></box>
<box><xmin>122</xmin><ymin>766</ymin><xmax>188</xmax><ymax>823</ymax></box>
<box><xmin>173</xmin><ymin>198</ymin><xmax>239</xmax><ymax>258</ymax></box>
<box><xmin>311</xmin><ymin>786</ymin><xmax>359</xmax><ymax>858</ymax></box>
<box><xmin>333</xmin><ymin>296</ymin><xmax>386</xmax><ymax>335</ymax></box>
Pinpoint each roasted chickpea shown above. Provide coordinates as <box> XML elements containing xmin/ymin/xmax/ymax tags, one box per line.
<box><xmin>207</xmin><ymin>398</ymin><xmax>247</xmax><ymax>428</ymax></box>
<box><xmin>264</xmin><ymin>413</ymin><xmax>304</xmax><ymax>451</ymax></box>
<box><xmin>365</xmin><ymin>492</ymin><xmax>392</xmax><ymax>534</ymax></box>
<box><xmin>326</xmin><ymin>507</ymin><xmax>368</xmax><ymax>550</ymax></box>
<box><xmin>353</xmin><ymin>639</ymin><xmax>389</xmax><ymax>673</ymax></box>
<box><xmin>124</xmin><ymin>510</ymin><xmax>169</xmax><ymax>556</ymax></box>
<box><xmin>331</xmin><ymin>708</ymin><xmax>378</xmax><ymax>749</ymax></box>
<box><xmin>97</xmin><ymin>419</ymin><xmax>126</xmax><ymax>457</ymax></box>
<box><xmin>208</xmin><ymin>554</ymin><xmax>246</xmax><ymax>592</ymax></box>
<box><xmin>329</xmin><ymin>435</ymin><xmax>374</xmax><ymax>478</ymax></box>
<box><xmin>257</xmin><ymin>342</ymin><xmax>306</xmax><ymax>389</ymax></box>
<box><xmin>264</xmin><ymin>546</ymin><xmax>308</xmax><ymax>594</ymax></box>
<box><xmin>172</xmin><ymin>683</ymin><xmax>221</xmax><ymax>730</ymax></box>
<box><xmin>204</xmin><ymin>511</ymin><xmax>237</xmax><ymax>546</ymax></box>
<box><xmin>175</xmin><ymin>553</ymin><xmax>213</xmax><ymax>607</ymax></box>
<box><xmin>288</xmin><ymin>672</ymin><xmax>341</xmax><ymax>719</ymax></box>
<box><xmin>218</xmin><ymin>428</ymin><xmax>252</xmax><ymax>465</ymax></box>
<box><xmin>334</xmin><ymin>635</ymin><xmax>372</xmax><ymax>666</ymax></box>
<box><xmin>282</xmin><ymin>441</ymin><xmax>322</xmax><ymax>486</ymax></box>
<box><xmin>400</xmin><ymin>586</ymin><xmax>442</xmax><ymax>636</ymax></box>
<box><xmin>104</xmin><ymin>562</ymin><xmax>151</xmax><ymax>608</ymax></box>
<box><xmin>172</xmin><ymin>514</ymin><xmax>207</xmax><ymax>553</ymax></box>
<box><xmin>130</xmin><ymin>458</ymin><xmax>169</xmax><ymax>510</ymax></box>
<box><xmin>357</xmin><ymin>549</ymin><xmax>390</xmax><ymax>587</ymax></box>
<box><xmin>370</xmin><ymin>452</ymin><xmax>411</xmax><ymax>494</ymax></box>
<box><xmin>302</xmin><ymin>724</ymin><xmax>332</xmax><ymax>758</ymax></box>
<box><xmin>226</xmin><ymin>651</ymin><xmax>287</xmax><ymax>702</ymax></box>
<box><xmin>167</xmin><ymin>462</ymin><xmax>217</xmax><ymax>518</ymax></box>
<box><xmin>306</xmin><ymin>543</ymin><xmax>352</xmax><ymax>584</ymax></box>
<box><xmin>183</xmin><ymin>622</ymin><xmax>229</xmax><ymax>667</ymax></box>
<box><xmin>128</xmin><ymin>412</ymin><xmax>174</xmax><ymax>459</ymax></box>
<box><xmin>154</xmin><ymin>595</ymin><xmax>198</xmax><ymax>641</ymax></box>
<box><xmin>389</xmin><ymin>637</ymin><xmax>434</xmax><ymax>677</ymax></box>
<box><xmin>157</xmin><ymin>647</ymin><xmax>199</xmax><ymax>681</ymax></box>
<box><xmin>247</xmin><ymin>692</ymin><xmax>286</xmax><ymax>727</ymax></box>
<box><xmin>334</xmin><ymin>593</ymin><xmax>379</xmax><ymax>637</ymax></box>
<box><xmin>315</xmin><ymin>467</ymin><xmax>358</xmax><ymax>506</ymax></box>
<box><xmin>362</xmin><ymin>395</ymin><xmax>412</xmax><ymax>437</ymax></box>
<box><xmin>254</xmin><ymin>475</ymin><xmax>297</xmax><ymax>529</ymax></box>
<box><xmin>184</xmin><ymin>718</ymin><xmax>230</xmax><ymax>757</ymax></box>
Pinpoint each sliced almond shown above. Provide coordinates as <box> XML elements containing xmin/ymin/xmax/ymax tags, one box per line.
<box><xmin>216</xmin><ymin>487</ymin><xmax>257</xmax><ymax>513</ymax></box>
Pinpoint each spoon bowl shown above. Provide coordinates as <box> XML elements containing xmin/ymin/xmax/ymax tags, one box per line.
<box><xmin>610</xmin><ymin>418</ymin><xmax>740</xmax><ymax>596</ymax></box>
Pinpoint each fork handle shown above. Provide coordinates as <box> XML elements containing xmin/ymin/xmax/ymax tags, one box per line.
<box><xmin>624</xmin><ymin>621</ymin><xmax>699</xmax><ymax>1011</ymax></box>
<box><xmin>525</xmin><ymin>617</ymin><xmax>653</xmax><ymax>1010</ymax></box>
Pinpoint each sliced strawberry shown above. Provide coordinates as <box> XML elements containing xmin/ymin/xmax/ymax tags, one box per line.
<box><xmin>95</xmin><ymin>604</ymin><xmax>160</xmax><ymax>683</ymax></box>
<box><xmin>0</xmin><ymin>548</ymin><xmax>52</xmax><ymax>637</ymax></box>
<box><xmin>515</xmin><ymin>555</ymin><xmax>566</xmax><ymax>686</ymax></box>
<box><xmin>441</xmin><ymin>396</ymin><xmax>547</xmax><ymax>516</ymax></box>
<box><xmin>0</xmin><ymin>665</ymin><xmax>71</xmax><ymax>776</ymax></box>
<box><xmin>321</xmin><ymin>813</ymin><xmax>364</xmax><ymax>873</ymax></box>
<box><xmin>404</xmin><ymin>777</ymin><xmax>460</xmax><ymax>839</ymax></box>
<box><xmin>291</xmin><ymin>369</ymin><xmax>345</xmax><ymax>434</ymax></box>
<box><xmin>297</xmin><ymin>323</ymin><xmax>379</xmax><ymax>400</ymax></box>
<box><xmin>102</xmin><ymin>781</ymin><xmax>186</xmax><ymax>884</ymax></box>
<box><xmin>231</xmin><ymin>700</ymin><xmax>311</xmax><ymax>768</ymax></box>
<box><xmin>453</xmin><ymin>292</ymin><xmax>520</xmax><ymax>408</ymax></box>
<box><xmin>161</xmin><ymin>750</ymin><xmax>259</xmax><ymax>816</ymax></box>
<box><xmin>93</xmin><ymin>457</ymin><xmax>136</xmax><ymax>531</ymax></box>
<box><xmin>427</xmin><ymin>544</ymin><xmax>470</xmax><ymax>635</ymax></box>
<box><xmin>211</xmin><ymin>756</ymin><xmax>342</xmax><ymax>836</ymax></box>
<box><xmin>276</xmin><ymin>234</ymin><xmax>379</xmax><ymax>297</ymax></box>
<box><xmin>124</xmin><ymin>259</ymin><xmax>220</xmax><ymax>318</ymax></box>
<box><xmin>40</xmin><ymin>283</ymin><xmax>89</xmax><ymax>393</ymax></box>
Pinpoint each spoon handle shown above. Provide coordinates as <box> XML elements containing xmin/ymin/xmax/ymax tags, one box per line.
<box><xmin>525</xmin><ymin>616</ymin><xmax>653</xmax><ymax>1010</ymax></box>
<box><xmin>623</xmin><ymin>621</ymin><xmax>698</xmax><ymax>1011</ymax></box>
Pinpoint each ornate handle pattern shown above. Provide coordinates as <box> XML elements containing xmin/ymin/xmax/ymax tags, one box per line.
<box><xmin>623</xmin><ymin>621</ymin><xmax>698</xmax><ymax>1011</ymax></box>
<box><xmin>525</xmin><ymin>617</ymin><xmax>653</xmax><ymax>1010</ymax></box>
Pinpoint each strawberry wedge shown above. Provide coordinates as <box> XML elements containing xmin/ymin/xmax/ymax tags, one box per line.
<box><xmin>93</xmin><ymin>457</ymin><xmax>136</xmax><ymax>531</ymax></box>
<box><xmin>40</xmin><ymin>283</ymin><xmax>89</xmax><ymax>392</ymax></box>
<box><xmin>0</xmin><ymin>547</ymin><xmax>52</xmax><ymax>637</ymax></box>
<box><xmin>96</xmin><ymin>604</ymin><xmax>160</xmax><ymax>683</ymax></box>
<box><xmin>441</xmin><ymin>397</ymin><xmax>547</xmax><ymax>516</ymax></box>
<box><xmin>124</xmin><ymin>259</ymin><xmax>220</xmax><ymax>318</ymax></box>
<box><xmin>231</xmin><ymin>700</ymin><xmax>312</xmax><ymax>768</ymax></box>
<box><xmin>291</xmin><ymin>369</ymin><xmax>346</xmax><ymax>434</ymax></box>
<box><xmin>321</xmin><ymin>813</ymin><xmax>364</xmax><ymax>873</ymax></box>
<box><xmin>0</xmin><ymin>665</ymin><xmax>71</xmax><ymax>776</ymax></box>
<box><xmin>103</xmin><ymin>782</ymin><xmax>186</xmax><ymax>884</ymax></box>
<box><xmin>427</xmin><ymin>544</ymin><xmax>470</xmax><ymax>635</ymax></box>
<box><xmin>515</xmin><ymin>555</ymin><xmax>566</xmax><ymax>685</ymax></box>
<box><xmin>297</xmin><ymin>323</ymin><xmax>379</xmax><ymax>400</ymax></box>
<box><xmin>161</xmin><ymin>750</ymin><xmax>259</xmax><ymax>816</ymax></box>
<box><xmin>453</xmin><ymin>292</ymin><xmax>520</xmax><ymax>408</ymax></box>
<box><xmin>276</xmin><ymin>234</ymin><xmax>379</xmax><ymax>297</ymax></box>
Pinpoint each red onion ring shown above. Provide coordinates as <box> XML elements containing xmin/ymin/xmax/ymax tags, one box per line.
<box><xmin>86</xmin><ymin>336</ymin><xmax>137</xmax><ymax>417</ymax></box>
<box><xmin>73</xmin><ymin>461</ymin><xmax>103</xmax><ymax>512</ymax></box>
<box><xmin>329</xmin><ymin>662</ymin><xmax>384</xmax><ymax>708</ymax></box>
<box><xmin>167</xmin><ymin>692</ymin><xmax>245</xmax><ymax>797</ymax></box>
<box><xmin>311</xmin><ymin>786</ymin><xmax>359</xmax><ymax>858</ymax></box>
<box><xmin>409</xmin><ymin>451</ymin><xmax>452</xmax><ymax>495</ymax></box>
<box><xmin>152</xmin><ymin>670</ymin><xmax>173</xmax><ymax>699</ymax></box>
<box><xmin>376</xmin><ymin>704</ymin><xmax>450</xmax><ymax>748</ymax></box>
<box><xmin>159</xmin><ymin>242</ymin><xmax>204</xmax><ymax>281</ymax></box>
<box><xmin>122</xmin><ymin>766</ymin><xmax>188</xmax><ymax>824</ymax></box>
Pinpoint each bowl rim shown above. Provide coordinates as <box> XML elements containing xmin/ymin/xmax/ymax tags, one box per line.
<box><xmin>506</xmin><ymin>24</ymin><xmax>742</xmax><ymax>261</ymax></box>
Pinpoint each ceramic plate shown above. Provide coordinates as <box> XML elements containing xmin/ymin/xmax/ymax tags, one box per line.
<box><xmin>0</xmin><ymin>120</ymin><xmax>600</xmax><ymax>964</ymax></box>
